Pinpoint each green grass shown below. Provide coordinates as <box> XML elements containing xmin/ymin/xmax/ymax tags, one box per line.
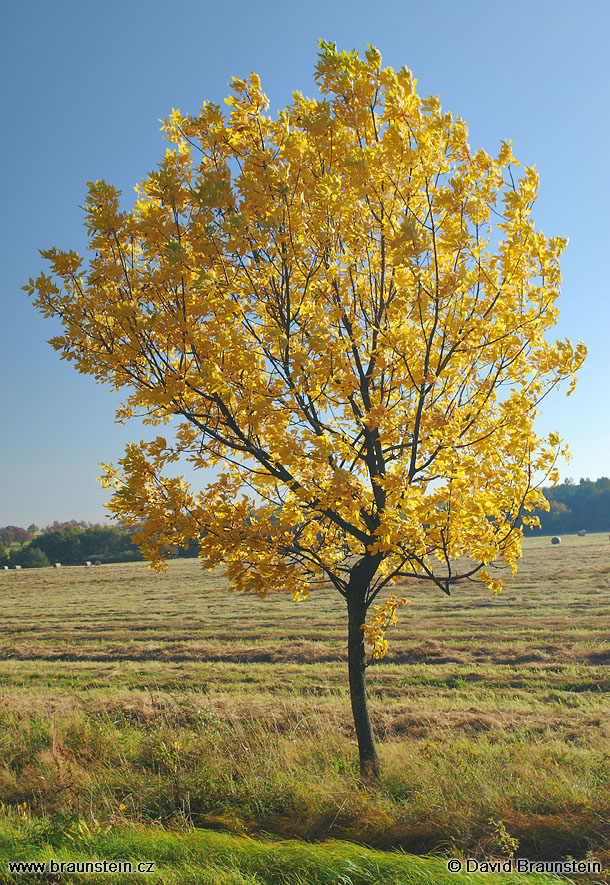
<box><xmin>0</xmin><ymin>532</ymin><xmax>609</xmax><ymax>879</ymax></box>
<box><xmin>0</xmin><ymin>818</ymin><xmax>576</xmax><ymax>884</ymax></box>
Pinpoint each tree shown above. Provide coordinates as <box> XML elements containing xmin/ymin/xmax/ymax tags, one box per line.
<box><xmin>531</xmin><ymin>477</ymin><xmax>610</xmax><ymax>534</ymax></box>
<box><xmin>25</xmin><ymin>43</ymin><xmax>585</xmax><ymax>776</ymax></box>
<box><xmin>10</xmin><ymin>546</ymin><xmax>50</xmax><ymax>569</ymax></box>
<box><xmin>0</xmin><ymin>526</ymin><xmax>32</xmax><ymax>546</ymax></box>
<box><xmin>31</xmin><ymin>525</ymin><xmax>141</xmax><ymax>564</ymax></box>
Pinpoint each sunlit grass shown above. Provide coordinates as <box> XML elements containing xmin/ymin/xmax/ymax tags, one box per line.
<box><xmin>0</xmin><ymin>817</ymin><xmax>571</xmax><ymax>885</ymax></box>
<box><xmin>0</xmin><ymin>532</ymin><xmax>609</xmax><ymax>877</ymax></box>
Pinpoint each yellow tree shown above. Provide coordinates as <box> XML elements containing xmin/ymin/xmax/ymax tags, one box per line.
<box><xmin>26</xmin><ymin>43</ymin><xmax>585</xmax><ymax>776</ymax></box>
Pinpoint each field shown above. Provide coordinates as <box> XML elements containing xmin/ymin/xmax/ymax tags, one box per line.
<box><xmin>0</xmin><ymin>533</ymin><xmax>609</xmax><ymax>883</ymax></box>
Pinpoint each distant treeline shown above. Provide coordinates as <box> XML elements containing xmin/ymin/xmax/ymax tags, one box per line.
<box><xmin>0</xmin><ymin>522</ymin><xmax>201</xmax><ymax>569</ymax></box>
<box><xmin>527</xmin><ymin>477</ymin><xmax>610</xmax><ymax>536</ymax></box>
<box><xmin>0</xmin><ymin>520</ymin><xmax>92</xmax><ymax>547</ymax></box>
<box><xmin>0</xmin><ymin>525</ymin><xmax>143</xmax><ymax>568</ymax></box>
<box><xmin>2</xmin><ymin>478</ymin><xmax>609</xmax><ymax>568</ymax></box>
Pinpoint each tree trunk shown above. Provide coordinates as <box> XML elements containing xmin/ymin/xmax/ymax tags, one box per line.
<box><xmin>346</xmin><ymin>582</ymin><xmax>379</xmax><ymax>779</ymax></box>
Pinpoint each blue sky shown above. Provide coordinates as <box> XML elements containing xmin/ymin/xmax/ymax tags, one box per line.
<box><xmin>1</xmin><ymin>0</ymin><xmax>608</xmax><ymax>526</ymax></box>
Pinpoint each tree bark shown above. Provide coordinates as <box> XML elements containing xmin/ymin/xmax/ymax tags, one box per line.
<box><xmin>346</xmin><ymin>575</ymin><xmax>379</xmax><ymax>779</ymax></box>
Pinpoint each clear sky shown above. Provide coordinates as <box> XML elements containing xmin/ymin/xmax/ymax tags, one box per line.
<box><xmin>1</xmin><ymin>0</ymin><xmax>608</xmax><ymax>527</ymax></box>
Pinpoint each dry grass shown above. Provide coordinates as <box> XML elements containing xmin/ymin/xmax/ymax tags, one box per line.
<box><xmin>0</xmin><ymin>532</ymin><xmax>609</xmax><ymax>874</ymax></box>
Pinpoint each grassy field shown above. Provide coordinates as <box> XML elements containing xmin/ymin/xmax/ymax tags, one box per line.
<box><xmin>0</xmin><ymin>532</ymin><xmax>609</xmax><ymax>882</ymax></box>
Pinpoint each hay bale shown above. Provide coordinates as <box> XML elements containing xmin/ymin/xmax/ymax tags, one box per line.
<box><xmin>551</xmin><ymin>536</ymin><xmax>561</xmax><ymax>545</ymax></box>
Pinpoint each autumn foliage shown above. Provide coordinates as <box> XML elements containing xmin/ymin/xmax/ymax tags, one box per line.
<box><xmin>26</xmin><ymin>43</ymin><xmax>585</xmax><ymax>773</ymax></box>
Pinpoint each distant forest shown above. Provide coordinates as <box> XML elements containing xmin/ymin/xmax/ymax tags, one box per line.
<box><xmin>528</xmin><ymin>477</ymin><xmax>610</xmax><ymax>536</ymax></box>
<box><xmin>0</xmin><ymin>519</ymin><xmax>203</xmax><ymax>569</ymax></box>
<box><xmin>0</xmin><ymin>523</ymin><xmax>143</xmax><ymax>569</ymax></box>
<box><xmin>1</xmin><ymin>478</ymin><xmax>609</xmax><ymax>567</ymax></box>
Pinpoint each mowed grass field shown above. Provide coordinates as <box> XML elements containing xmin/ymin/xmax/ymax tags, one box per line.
<box><xmin>0</xmin><ymin>532</ymin><xmax>609</xmax><ymax>883</ymax></box>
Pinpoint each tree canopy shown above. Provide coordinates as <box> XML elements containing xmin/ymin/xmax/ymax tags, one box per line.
<box><xmin>25</xmin><ymin>42</ymin><xmax>585</xmax><ymax>773</ymax></box>
<box><xmin>531</xmin><ymin>477</ymin><xmax>610</xmax><ymax>535</ymax></box>
<box><xmin>0</xmin><ymin>525</ymin><xmax>34</xmax><ymax>546</ymax></box>
<box><xmin>0</xmin><ymin>525</ymin><xmax>143</xmax><ymax>567</ymax></box>
<box><xmin>30</xmin><ymin>525</ymin><xmax>141</xmax><ymax>565</ymax></box>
